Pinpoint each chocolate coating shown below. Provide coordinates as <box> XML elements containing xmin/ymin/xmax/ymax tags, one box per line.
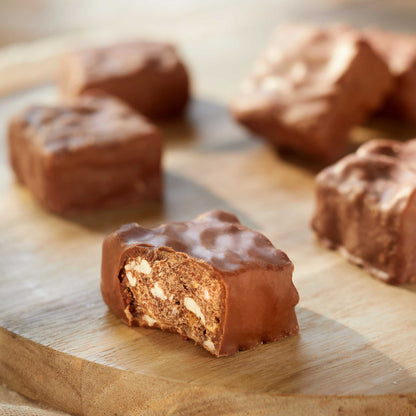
<box><xmin>101</xmin><ymin>210</ymin><xmax>299</xmax><ymax>356</ymax></box>
<box><xmin>231</xmin><ymin>24</ymin><xmax>393</xmax><ymax>160</ymax></box>
<box><xmin>364</xmin><ymin>28</ymin><xmax>416</xmax><ymax>123</ymax></box>
<box><xmin>311</xmin><ymin>138</ymin><xmax>416</xmax><ymax>284</ymax></box>
<box><xmin>8</xmin><ymin>93</ymin><xmax>162</xmax><ymax>213</ymax></box>
<box><xmin>59</xmin><ymin>40</ymin><xmax>190</xmax><ymax>119</ymax></box>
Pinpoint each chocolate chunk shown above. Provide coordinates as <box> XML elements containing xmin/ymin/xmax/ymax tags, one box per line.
<box><xmin>101</xmin><ymin>210</ymin><xmax>299</xmax><ymax>356</ymax></box>
<box><xmin>311</xmin><ymin>138</ymin><xmax>416</xmax><ymax>284</ymax></box>
<box><xmin>231</xmin><ymin>24</ymin><xmax>393</xmax><ymax>160</ymax></box>
<box><xmin>8</xmin><ymin>93</ymin><xmax>162</xmax><ymax>213</ymax></box>
<box><xmin>59</xmin><ymin>40</ymin><xmax>190</xmax><ymax>119</ymax></box>
<box><xmin>364</xmin><ymin>28</ymin><xmax>416</xmax><ymax>122</ymax></box>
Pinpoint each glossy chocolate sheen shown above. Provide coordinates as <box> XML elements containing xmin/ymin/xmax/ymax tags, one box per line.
<box><xmin>311</xmin><ymin>138</ymin><xmax>416</xmax><ymax>284</ymax></box>
<box><xmin>364</xmin><ymin>28</ymin><xmax>416</xmax><ymax>123</ymax></box>
<box><xmin>101</xmin><ymin>210</ymin><xmax>299</xmax><ymax>356</ymax></box>
<box><xmin>8</xmin><ymin>93</ymin><xmax>162</xmax><ymax>213</ymax></box>
<box><xmin>231</xmin><ymin>24</ymin><xmax>393</xmax><ymax>160</ymax></box>
<box><xmin>59</xmin><ymin>40</ymin><xmax>190</xmax><ymax>119</ymax></box>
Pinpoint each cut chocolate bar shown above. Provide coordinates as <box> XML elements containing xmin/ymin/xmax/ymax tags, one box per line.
<box><xmin>59</xmin><ymin>40</ymin><xmax>190</xmax><ymax>119</ymax></box>
<box><xmin>8</xmin><ymin>93</ymin><xmax>162</xmax><ymax>213</ymax></box>
<box><xmin>311</xmin><ymin>138</ymin><xmax>416</xmax><ymax>284</ymax></box>
<box><xmin>231</xmin><ymin>24</ymin><xmax>393</xmax><ymax>160</ymax></box>
<box><xmin>364</xmin><ymin>28</ymin><xmax>416</xmax><ymax>123</ymax></box>
<box><xmin>101</xmin><ymin>210</ymin><xmax>299</xmax><ymax>356</ymax></box>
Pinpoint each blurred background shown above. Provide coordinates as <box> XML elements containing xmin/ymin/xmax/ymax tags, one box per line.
<box><xmin>0</xmin><ymin>0</ymin><xmax>416</xmax><ymax>99</ymax></box>
<box><xmin>1</xmin><ymin>0</ymin><xmax>416</xmax><ymax>47</ymax></box>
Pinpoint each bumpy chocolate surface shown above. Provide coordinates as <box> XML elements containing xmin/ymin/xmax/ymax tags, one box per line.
<box><xmin>101</xmin><ymin>210</ymin><xmax>299</xmax><ymax>356</ymax></box>
<box><xmin>59</xmin><ymin>40</ymin><xmax>190</xmax><ymax>119</ymax></box>
<box><xmin>231</xmin><ymin>24</ymin><xmax>393</xmax><ymax>160</ymax></box>
<box><xmin>364</xmin><ymin>28</ymin><xmax>416</xmax><ymax>123</ymax></box>
<box><xmin>8</xmin><ymin>93</ymin><xmax>162</xmax><ymax>213</ymax></box>
<box><xmin>311</xmin><ymin>138</ymin><xmax>416</xmax><ymax>284</ymax></box>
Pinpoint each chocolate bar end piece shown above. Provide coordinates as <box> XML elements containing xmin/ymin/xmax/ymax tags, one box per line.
<box><xmin>59</xmin><ymin>40</ymin><xmax>190</xmax><ymax>119</ymax></box>
<box><xmin>101</xmin><ymin>210</ymin><xmax>299</xmax><ymax>356</ymax></box>
<box><xmin>8</xmin><ymin>93</ymin><xmax>162</xmax><ymax>213</ymax></box>
<box><xmin>312</xmin><ymin>138</ymin><xmax>416</xmax><ymax>284</ymax></box>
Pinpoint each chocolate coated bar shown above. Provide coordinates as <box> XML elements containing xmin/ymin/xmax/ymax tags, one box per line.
<box><xmin>312</xmin><ymin>138</ymin><xmax>416</xmax><ymax>284</ymax></box>
<box><xmin>364</xmin><ymin>28</ymin><xmax>416</xmax><ymax>123</ymax></box>
<box><xmin>8</xmin><ymin>93</ymin><xmax>162</xmax><ymax>213</ymax></box>
<box><xmin>231</xmin><ymin>25</ymin><xmax>393</xmax><ymax>160</ymax></box>
<box><xmin>101</xmin><ymin>210</ymin><xmax>299</xmax><ymax>356</ymax></box>
<box><xmin>59</xmin><ymin>40</ymin><xmax>190</xmax><ymax>119</ymax></box>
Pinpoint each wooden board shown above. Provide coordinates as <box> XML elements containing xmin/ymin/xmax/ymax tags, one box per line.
<box><xmin>1</xmin><ymin>86</ymin><xmax>416</xmax><ymax>415</ymax></box>
<box><xmin>1</xmin><ymin>1</ymin><xmax>416</xmax><ymax>415</ymax></box>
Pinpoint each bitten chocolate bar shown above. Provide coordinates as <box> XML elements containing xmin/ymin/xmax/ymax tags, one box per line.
<box><xmin>59</xmin><ymin>40</ymin><xmax>190</xmax><ymax>119</ymax></box>
<box><xmin>8</xmin><ymin>93</ymin><xmax>162</xmax><ymax>213</ymax></box>
<box><xmin>312</xmin><ymin>138</ymin><xmax>416</xmax><ymax>284</ymax></box>
<box><xmin>231</xmin><ymin>24</ymin><xmax>393</xmax><ymax>160</ymax></box>
<box><xmin>101</xmin><ymin>210</ymin><xmax>299</xmax><ymax>356</ymax></box>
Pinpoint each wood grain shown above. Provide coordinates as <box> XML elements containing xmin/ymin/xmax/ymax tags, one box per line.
<box><xmin>2</xmin><ymin>330</ymin><xmax>416</xmax><ymax>416</ymax></box>
<box><xmin>1</xmin><ymin>86</ymin><xmax>416</xmax><ymax>414</ymax></box>
<box><xmin>1</xmin><ymin>1</ymin><xmax>416</xmax><ymax>414</ymax></box>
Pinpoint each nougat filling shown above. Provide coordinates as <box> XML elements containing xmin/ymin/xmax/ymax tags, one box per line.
<box><xmin>120</xmin><ymin>250</ymin><xmax>226</xmax><ymax>353</ymax></box>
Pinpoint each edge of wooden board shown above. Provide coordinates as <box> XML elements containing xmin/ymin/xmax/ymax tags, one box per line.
<box><xmin>0</xmin><ymin>35</ymin><xmax>70</xmax><ymax>96</ymax></box>
<box><xmin>1</xmin><ymin>328</ymin><xmax>415</xmax><ymax>416</ymax></box>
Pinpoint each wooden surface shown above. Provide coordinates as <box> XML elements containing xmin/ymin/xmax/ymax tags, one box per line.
<box><xmin>1</xmin><ymin>1</ymin><xmax>416</xmax><ymax>415</ymax></box>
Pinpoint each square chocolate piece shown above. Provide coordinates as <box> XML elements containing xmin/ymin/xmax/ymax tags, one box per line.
<box><xmin>312</xmin><ymin>138</ymin><xmax>416</xmax><ymax>284</ymax></box>
<box><xmin>59</xmin><ymin>40</ymin><xmax>190</xmax><ymax>119</ymax></box>
<box><xmin>8</xmin><ymin>94</ymin><xmax>162</xmax><ymax>213</ymax></box>
<box><xmin>364</xmin><ymin>28</ymin><xmax>416</xmax><ymax>123</ymax></box>
<box><xmin>231</xmin><ymin>25</ymin><xmax>393</xmax><ymax>160</ymax></box>
<box><xmin>101</xmin><ymin>210</ymin><xmax>299</xmax><ymax>356</ymax></box>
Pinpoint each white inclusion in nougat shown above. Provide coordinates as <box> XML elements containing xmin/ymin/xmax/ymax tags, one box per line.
<box><xmin>203</xmin><ymin>339</ymin><xmax>215</xmax><ymax>352</ymax></box>
<box><xmin>134</xmin><ymin>258</ymin><xmax>152</xmax><ymax>275</ymax></box>
<box><xmin>184</xmin><ymin>297</ymin><xmax>206</xmax><ymax>324</ymax></box>
<box><xmin>143</xmin><ymin>314</ymin><xmax>157</xmax><ymax>326</ymax></box>
<box><xmin>150</xmin><ymin>282</ymin><xmax>167</xmax><ymax>300</ymax></box>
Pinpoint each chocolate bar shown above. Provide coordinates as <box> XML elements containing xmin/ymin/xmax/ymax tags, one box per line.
<box><xmin>312</xmin><ymin>138</ymin><xmax>416</xmax><ymax>284</ymax></box>
<box><xmin>231</xmin><ymin>24</ymin><xmax>393</xmax><ymax>160</ymax></box>
<box><xmin>101</xmin><ymin>210</ymin><xmax>299</xmax><ymax>356</ymax></box>
<box><xmin>59</xmin><ymin>40</ymin><xmax>190</xmax><ymax>119</ymax></box>
<box><xmin>364</xmin><ymin>28</ymin><xmax>416</xmax><ymax>122</ymax></box>
<box><xmin>8</xmin><ymin>93</ymin><xmax>162</xmax><ymax>213</ymax></box>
